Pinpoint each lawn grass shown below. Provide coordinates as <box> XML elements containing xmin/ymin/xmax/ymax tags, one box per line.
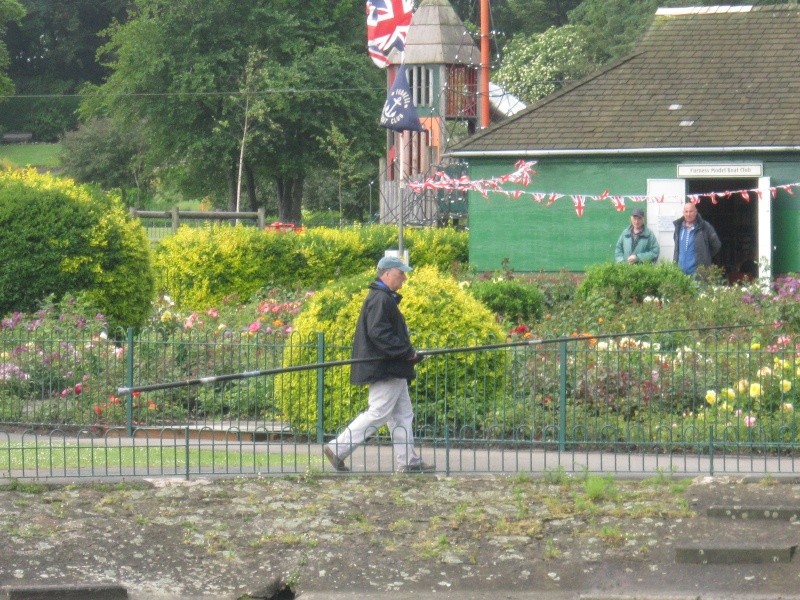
<box><xmin>0</xmin><ymin>143</ymin><xmax>61</xmax><ymax>168</ymax></box>
<box><xmin>0</xmin><ymin>442</ymin><xmax>316</xmax><ymax>473</ymax></box>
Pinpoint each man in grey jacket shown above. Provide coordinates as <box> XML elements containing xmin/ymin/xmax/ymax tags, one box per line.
<box><xmin>324</xmin><ymin>256</ymin><xmax>434</xmax><ymax>474</ymax></box>
<box><xmin>673</xmin><ymin>202</ymin><xmax>722</xmax><ymax>276</ymax></box>
<box><xmin>615</xmin><ymin>208</ymin><xmax>660</xmax><ymax>264</ymax></box>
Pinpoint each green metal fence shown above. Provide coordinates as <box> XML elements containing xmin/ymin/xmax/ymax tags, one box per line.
<box><xmin>1</xmin><ymin>324</ymin><xmax>799</xmax><ymax>480</ymax></box>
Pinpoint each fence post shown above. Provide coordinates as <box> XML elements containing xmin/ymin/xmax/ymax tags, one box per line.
<box><xmin>558</xmin><ymin>340</ymin><xmax>567</xmax><ymax>452</ymax></box>
<box><xmin>125</xmin><ymin>327</ymin><xmax>135</xmax><ymax>437</ymax></box>
<box><xmin>171</xmin><ymin>206</ymin><xmax>179</xmax><ymax>233</ymax></box>
<box><xmin>185</xmin><ymin>426</ymin><xmax>191</xmax><ymax>480</ymax></box>
<box><xmin>316</xmin><ymin>332</ymin><xmax>325</xmax><ymax>444</ymax></box>
<box><xmin>257</xmin><ymin>207</ymin><xmax>265</xmax><ymax>229</ymax></box>
<box><xmin>709</xmin><ymin>425</ymin><xmax>715</xmax><ymax>476</ymax></box>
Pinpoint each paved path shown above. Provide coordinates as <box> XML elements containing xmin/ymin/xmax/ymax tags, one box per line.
<box><xmin>3</xmin><ymin>434</ymin><xmax>800</xmax><ymax>481</ymax></box>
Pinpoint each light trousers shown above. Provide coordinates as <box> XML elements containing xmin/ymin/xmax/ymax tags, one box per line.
<box><xmin>328</xmin><ymin>378</ymin><xmax>420</xmax><ymax>468</ymax></box>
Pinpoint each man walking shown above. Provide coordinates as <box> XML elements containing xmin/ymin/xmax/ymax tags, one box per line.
<box><xmin>324</xmin><ymin>255</ymin><xmax>434</xmax><ymax>473</ymax></box>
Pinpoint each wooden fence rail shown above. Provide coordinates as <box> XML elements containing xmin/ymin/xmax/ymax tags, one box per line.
<box><xmin>130</xmin><ymin>207</ymin><xmax>266</xmax><ymax>233</ymax></box>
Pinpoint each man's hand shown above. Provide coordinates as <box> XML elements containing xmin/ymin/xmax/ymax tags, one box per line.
<box><xmin>408</xmin><ymin>352</ymin><xmax>425</xmax><ymax>364</ymax></box>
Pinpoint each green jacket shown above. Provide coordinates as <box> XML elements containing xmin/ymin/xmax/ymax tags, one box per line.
<box><xmin>614</xmin><ymin>226</ymin><xmax>660</xmax><ymax>263</ymax></box>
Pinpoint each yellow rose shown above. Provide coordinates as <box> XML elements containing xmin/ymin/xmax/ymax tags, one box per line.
<box><xmin>749</xmin><ymin>383</ymin><xmax>762</xmax><ymax>398</ymax></box>
<box><xmin>705</xmin><ymin>390</ymin><xmax>717</xmax><ymax>405</ymax></box>
<box><xmin>773</xmin><ymin>358</ymin><xmax>791</xmax><ymax>371</ymax></box>
<box><xmin>750</xmin><ymin>341</ymin><xmax>761</xmax><ymax>350</ymax></box>
<box><xmin>781</xmin><ymin>380</ymin><xmax>792</xmax><ymax>393</ymax></box>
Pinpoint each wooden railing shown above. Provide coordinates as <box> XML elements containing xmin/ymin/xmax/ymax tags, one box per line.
<box><xmin>130</xmin><ymin>207</ymin><xmax>267</xmax><ymax>233</ymax></box>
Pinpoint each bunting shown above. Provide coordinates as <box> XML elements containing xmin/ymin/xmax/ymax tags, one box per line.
<box><xmin>405</xmin><ymin>162</ymin><xmax>800</xmax><ymax>217</ymax></box>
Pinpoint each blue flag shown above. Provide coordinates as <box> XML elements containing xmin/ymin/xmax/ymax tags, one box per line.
<box><xmin>380</xmin><ymin>68</ymin><xmax>424</xmax><ymax>132</ymax></box>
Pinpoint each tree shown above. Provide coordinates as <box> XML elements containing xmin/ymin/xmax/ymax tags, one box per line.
<box><xmin>60</xmin><ymin>117</ymin><xmax>149</xmax><ymax>207</ymax></box>
<box><xmin>494</xmin><ymin>25</ymin><xmax>594</xmax><ymax>104</ymax></box>
<box><xmin>568</xmin><ymin>0</ymin><xmax>783</xmax><ymax>66</ymax></box>
<box><xmin>87</xmin><ymin>0</ymin><xmax>384</xmax><ymax>223</ymax></box>
<box><xmin>3</xmin><ymin>0</ymin><xmax>130</xmax><ymax>138</ymax></box>
<box><xmin>316</xmin><ymin>122</ymin><xmax>367</xmax><ymax>223</ymax></box>
<box><xmin>0</xmin><ymin>0</ymin><xmax>25</xmax><ymax>101</ymax></box>
<box><xmin>567</xmin><ymin>0</ymin><xmax>660</xmax><ymax>65</ymax></box>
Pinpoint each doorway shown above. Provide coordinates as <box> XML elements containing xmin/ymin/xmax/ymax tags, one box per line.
<box><xmin>686</xmin><ymin>178</ymin><xmax>758</xmax><ymax>282</ymax></box>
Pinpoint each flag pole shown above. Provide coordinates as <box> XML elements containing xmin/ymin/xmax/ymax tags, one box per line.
<box><xmin>399</xmin><ymin>131</ymin><xmax>405</xmax><ymax>255</ymax></box>
<box><xmin>480</xmin><ymin>0</ymin><xmax>491</xmax><ymax>129</ymax></box>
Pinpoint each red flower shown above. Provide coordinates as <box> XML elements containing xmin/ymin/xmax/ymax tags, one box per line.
<box><xmin>74</xmin><ymin>383</ymin><xmax>83</xmax><ymax>395</ymax></box>
<box><xmin>93</xmin><ymin>405</ymin><xmax>103</xmax><ymax>416</ymax></box>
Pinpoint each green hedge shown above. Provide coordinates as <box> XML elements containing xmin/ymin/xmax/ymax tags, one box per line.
<box><xmin>154</xmin><ymin>224</ymin><xmax>468</xmax><ymax>310</ymax></box>
<box><xmin>278</xmin><ymin>265</ymin><xmax>506</xmax><ymax>435</ymax></box>
<box><xmin>577</xmin><ymin>262</ymin><xmax>696</xmax><ymax>303</ymax></box>
<box><xmin>0</xmin><ymin>168</ymin><xmax>154</xmax><ymax>331</ymax></box>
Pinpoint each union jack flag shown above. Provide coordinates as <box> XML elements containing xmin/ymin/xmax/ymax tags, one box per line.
<box><xmin>367</xmin><ymin>0</ymin><xmax>414</xmax><ymax>68</ymax></box>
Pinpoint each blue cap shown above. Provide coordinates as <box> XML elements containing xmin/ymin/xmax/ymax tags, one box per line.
<box><xmin>377</xmin><ymin>256</ymin><xmax>412</xmax><ymax>272</ymax></box>
<box><xmin>631</xmin><ymin>208</ymin><xmax>645</xmax><ymax>217</ymax></box>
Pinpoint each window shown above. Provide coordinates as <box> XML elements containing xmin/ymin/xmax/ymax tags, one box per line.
<box><xmin>407</xmin><ymin>66</ymin><xmax>434</xmax><ymax>107</ymax></box>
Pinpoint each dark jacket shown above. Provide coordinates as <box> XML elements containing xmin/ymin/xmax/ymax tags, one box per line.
<box><xmin>350</xmin><ymin>282</ymin><xmax>416</xmax><ymax>385</ymax></box>
<box><xmin>672</xmin><ymin>213</ymin><xmax>722</xmax><ymax>273</ymax></box>
<box><xmin>614</xmin><ymin>225</ymin><xmax>660</xmax><ymax>263</ymax></box>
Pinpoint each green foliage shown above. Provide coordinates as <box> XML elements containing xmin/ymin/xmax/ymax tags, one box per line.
<box><xmin>87</xmin><ymin>0</ymin><xmax>384</xmax><ymax>219</ymax></box>
<box><xmin>577</xmin><ymin>262</ymin><xmax>695</xmax><ymax>304</ymax></box>
<box><xmin>153</xmin><ymin>225</ymin><xmax>468</xmax><ymax>310</ymax></box>
<box><xmin>153</xmin><ymin>225</ymin><xmax>308</xmax><ymax>310</ymax></box>
<box><xmin>405</xmin><ymin>227</ymin><xmax>469</xmax><ymax>273</ymax></box>
<box><xmin>60</xmin><ymin>118</ymin><xmax>150</xmax><ymax>207</ymax></box>
<box><xmin>0</xmin><ymin>168</ymin><xmax>154</xmax><ymax>331</ymax></box>
<box><xmin>495</xmin><ymin>25</ymin><xmax>595</xmax><ymax>103</ymax></box>
<box><xmin>468</xmin><ymin>279</ymin><xmax>545</xmax><ymax>324</ymax></box>
<box><xmin>0</xmin><ymin>0</ymin><xmax>25</xmax><ymax>99</ymax></box>
<box><xmin>296</xmin><ymin>227</ymin><xmax>374</xmax><ymax>283</ymax></box>
<box><xmin>278</xmin><ymin>266</ymin><xmax>507</xmax><ymax>434</ymax></box>
<box><xmin>567</xmin><ymin>0</ymin><xmax>659</xmax><ymax>64</ymax></box>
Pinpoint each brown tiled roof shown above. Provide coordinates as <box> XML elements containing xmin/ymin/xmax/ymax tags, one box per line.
<box><xmin>451</xmin><ymin>5</ymin><xmax>800</xmax><ymax>154</ymax></box>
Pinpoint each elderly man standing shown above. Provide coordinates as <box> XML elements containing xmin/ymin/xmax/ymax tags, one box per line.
<box><xmin>673</xmin><ymin>201</ymin><xmax>721</xmax><ymax>276</ymax></box>
<box><xmin>324</xmin><ymin>255</ymin><xmax>434</xmax><ymax>474</ymax></box>
<box><xmin>614</xmin><ymin>207</ymin><xmax>660</xmax><ymax>264</ymax></box>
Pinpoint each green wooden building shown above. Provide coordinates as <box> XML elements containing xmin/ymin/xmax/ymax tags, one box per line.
<box><xmin>449</xmin><ymin>5</ymin><xmax>800</xmax><ymax>280</ymax></box>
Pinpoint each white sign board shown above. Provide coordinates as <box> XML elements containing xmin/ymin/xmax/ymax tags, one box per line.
<box><xmin>677</xmin><ymin>164</ymin><xmax>762</xmax><ymax>178</ymax></box>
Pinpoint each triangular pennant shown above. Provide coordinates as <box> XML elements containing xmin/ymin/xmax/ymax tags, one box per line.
<box><xmin>380</xmin><ymin>68</ymin><xmax>424</xmax><ymax>132</ymax></box>
<box><xmin>572</xmin><ymin>195</ymin><xmax>586</xmax><ymax>217</ymax></box>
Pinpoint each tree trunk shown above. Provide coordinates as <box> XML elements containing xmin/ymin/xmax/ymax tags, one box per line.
<box><xmin>245</xmin><ymin>162</ymin><xmax>258</xmax><ymax>210</ymax></box>
<box><xmin>275</xmin><ymin>175</ymin><xmax>304</xmax><ymax>224</ymax></box>
<box><xmin>227</xmin><ymin>163</ymin><xmax>237</xmax><ymax>211</ymax></box>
